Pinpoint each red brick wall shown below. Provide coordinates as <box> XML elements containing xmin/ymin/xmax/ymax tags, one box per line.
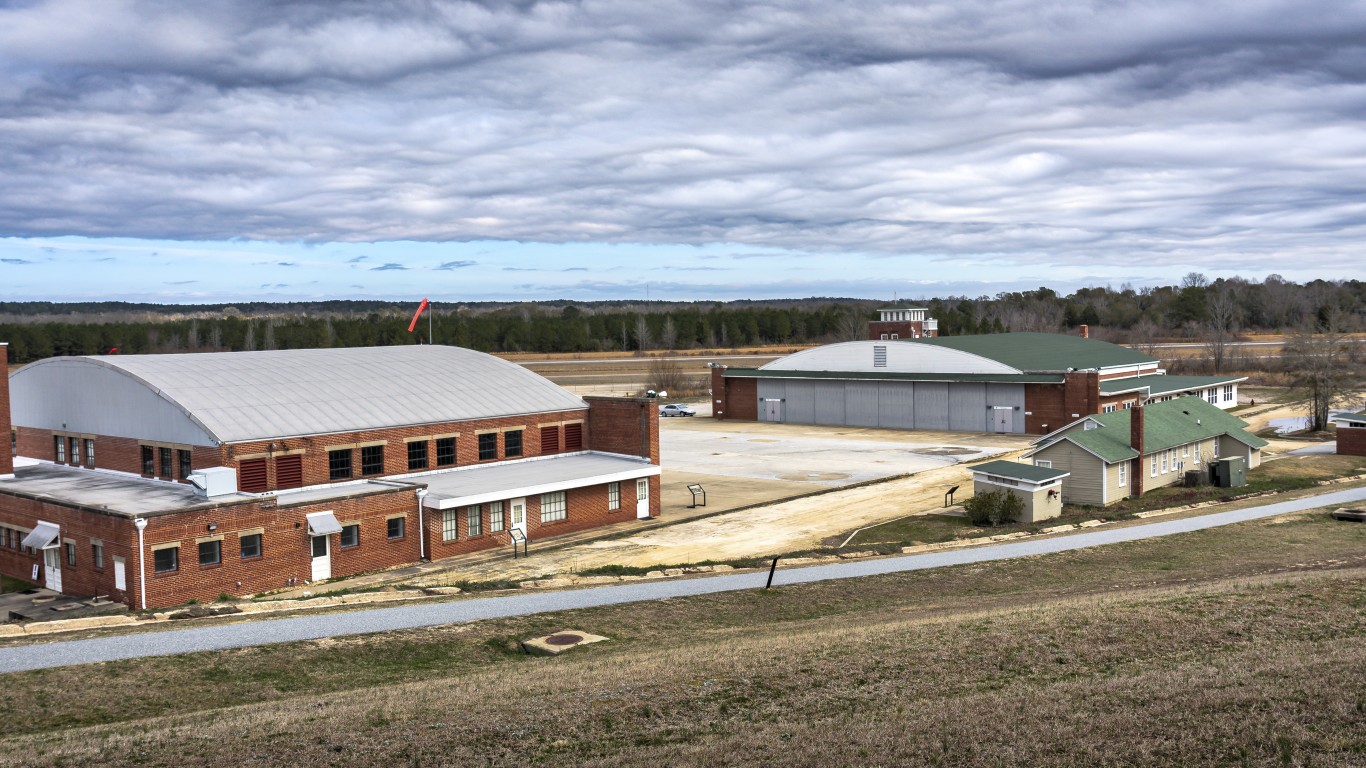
<box><xmin>1024</xmin><ymin>384</ymin><xmax>1067</xmax><ymax>434</ymax></box>
<box><xmin>0</xmin><ymin>485</ymin><xmax>420</xmax><ymax>608</ymax></box>
<box><xmin>1339</xmin><ymin>425</ymin><xmax>1366</xmax><ymax>457</ymax></box>
<box><xmin>722</xmin><ymin>376</ymin><xmax>758</xmax><ymax>421</ymax></box>
<box><xmin>867</xmin><ymin>321</ymin><xmax>931</xmax><ymax>339</ymax></box>
<box><xmin>584</xmin><ymin>397</ymin><xmax>659</xmax><ymax>464</ymax></box>
<box><xmin>1</xmin><ymin>343</ymin><xmax>10</xmax><ymax>477</ymax></box>
<box><xmin>425</xmin><ymin>475</ymin><xmax>659</xmax><ymax>560</ymax></box>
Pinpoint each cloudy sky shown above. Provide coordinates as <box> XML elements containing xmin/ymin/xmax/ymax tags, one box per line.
<box><xmin>1</xmin><ymin>0</ymin><xmax>1365</xmax><ymax>303</ymax></box>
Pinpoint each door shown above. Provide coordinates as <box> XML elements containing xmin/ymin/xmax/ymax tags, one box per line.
<box><xmin>510</xmin><ymin>497</ymin><xmax>527</xmax><ymax>537</ymax></box>
<box><xmin>993</xmin><ymin>407</ymin><xmax>1013</xmax><ymax>433</ymax></box>
<box><xmin>43</xmin><ymin>547</ymin><xmax>62</xmax><ymax>592</ymax></box>
<box><xmin>762</xmin><ymin>399</ymin><xmax>783</xmax><ymax>422</ymax></box>
<box><xmin>636</xmin><ymin>478</ymin><xmax>651</xmax><ymax>519</ymax></box>
<box><xmin>310</xmin><ymin>535</ymin><xmax>331</xmax><ymax>582</ymax></box>
<box><xmin>113</xmin><ymin>556</ymin><xmax>127</xmax><ymax>592</ymax></box>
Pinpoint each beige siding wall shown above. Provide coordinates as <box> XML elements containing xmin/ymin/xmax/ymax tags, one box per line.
<box><xmin>973</xmin><ymin>479</ymin><xmax>1063</xmax><ymax>523</ymax></box>
<box><xmin>1031</xmin><ymin>441</ymin><xmax>1106</xmax><ymax>506</ymax></box>
<box><xmin>1102</xmin><ymin>460</ymin><xmax>1131</xmax><ymax>505</ymax></box>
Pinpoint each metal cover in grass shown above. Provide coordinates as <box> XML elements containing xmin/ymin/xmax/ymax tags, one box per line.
<box><xmin>523</xmin><ymin>630</ymin><xmax>609</xmax><ymax>655</ymax></box>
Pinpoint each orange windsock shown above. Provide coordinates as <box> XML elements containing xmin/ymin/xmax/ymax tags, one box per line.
<box><xmin>407</xmin><ymin>298</ymin><xmax>430</xmax><ymax>333</ymax></box>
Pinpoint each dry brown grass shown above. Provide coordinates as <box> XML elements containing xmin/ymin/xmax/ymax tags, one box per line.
<box><xmin>4</xmin><ymin>510</ymin><xmax>1366</xmax><ymax>767</ymax></box>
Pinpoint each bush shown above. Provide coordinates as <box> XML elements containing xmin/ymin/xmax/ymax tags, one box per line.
<box><xmin>963</xmin><ymin>491</ymin><xmax>1000</xmax><ymax>526</ymax></box>
<box><xmin>998</xmin><ymin>492</ymin><xmax>1025</xmax><ymax>525</ymax></box>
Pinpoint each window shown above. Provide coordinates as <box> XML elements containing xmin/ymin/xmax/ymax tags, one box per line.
<box><xmin>489</xmin><ymin>501</ymin><xmax>505</xmax><ymax>532</ymax></box>
<box><xmin>1213</xmin><ymin>440</ymin><xmax>1220</xmax><ymax>458</ymax></box>
<box><xmin>540</xmin><ymin>491</ymin><xmax>567</xmax><ymax>523</ymax></box>
<box><xmin>159</xmin><ymin>447</ymin><xmax>173</xmax><ymax>479</ymax></box>
<box><xmin>387</xmin><ymin>517</ymin><xmax>405</xmax><ymax>540</ymax></box>
<box><xmin>442</xmin><ymin>509</ymin><xmax>459</xmax><ymax>541</ymax></box>
<box><xmin>879</xmin><ymin>333</ymin><xmax>889</xmax><ymax>340</ymax></box>
<box><xmin>1161</xmin><ymin>451</ymin><xmax>1168</xmax><ymax>473</ymax></box>
<box><xmin>340</xmin><ymin>524</ymin><xmax>359</xmax><ymax>548</ymax></box>
<box><xmin>1119</xmin><ymin>462</ymin><xmax>1128</xmax><ymax>486</ymax></box>
<box><xmin>564</xmin><ymin>423</ymin><xmax>583</xmax><ymax>452</ymax></box>
<box><xmin>1223</xmin><ymin>385</ymin><xmax>1234</xmax><ymax>402</ymax></box>
<box><xmin>1103</xmin><ymin>404</ymin><xmax>1116</xmax><ymax>413</ymax></box>
<box><xmin>85</xmin><ymin>439</ymin><xmax>96</xmax><ymax>468</ymax></box>
<box><xmin>54</xmin><ymin>435</ymin><xmax>65</xmax><ymax>463</ymax></box>
<box><xmin>1206</xmin><ymin>387</ymin><xmax>1218</xmax><ymax>405</ymax></box>
<box><xmin>153</xmin><ymin>547</ymin><xmax>179</xmax><ymax>574</ymax></box>
<box><xmin>890</xmin><ymin>333</ymin><xmax>899</xmax><ymax>340</ymax></box>
<box><xmin>1193</xmin><ymin>443</ymin><xmax>1201</xmax><ymax>464</ymax></box>
<box><xmin>69</xmin><ymin>436</ymin><xmax>79</xmax><ymax>465</ymax></box>
<box><xmin>504</xmin><ymin>429</ymin><xmax>523</xmax><ymax>458</ymax></box>
<box><xmin>142</xmin><ymin>445</ymin><xmax>155</xmax><ymax>476</ymax></box>
<box><xmin>1034</xmin><ymin>460</ymin><xmax>1052</xmax><ymax>468</ymax></box>
<box><xmin>436</xmin><ymin>437</ymin><xmax>456</xmax><ymax>467</ymax></box>
<box><xmin>329</xmin><ymin>448</ymin><xmax>353</xmax><ymax>480</ymax></box>
<box><xmin>1182</xmin><ymin>445</ymin><xmax>1188</xmax><ymax>457</ymax></box>
<box><xmin>238</xmin><ymin>458</ymin><xmax>268</xmax><ymax>493</ymax></box>
<box><xmin>240</xmin><ymin>533</ymin><xmax>262</xmax><ymax>559</ymax></box>
<box><xmin>1123</xmin><ymin>401</ymin><xmax>1134</xmax><ymax>409</ymax></box>
<box><xmin>407</xmin><ymin>441</ymin><xmax>428</xmax><ymax>471</ymax></box>
<box><xmin>360</xmin><ymin>444</ymin><xmax>385</xmax><ymax>476</ymax></box>
<box><xmin>65</xmin><ymin>541</ymin><xmax>76</xmax><ymax>566</ymax></box>
<box><xmin>92</xmin><ymin>541</ymin><xmax>104</xmax><ymax>569</ymax></box>
<box><xmin>608</xmin><ymin>482</ymin><xmax>621</xmax><ymax>511</ymax></box>
<box><xmin>275</xmin><ymin>454</ymin><xmax>303</xmax><ymax>489</ymax></box>
<box><xmin>478</xmin><ymin>433</ymin><xmax>498</xmax><ymax>461</ymax></box>
<box><xmin>199</xmin><ymin>540</ymin><xmax>222</xmax><ymax>567</ymax></box>
<box><xmin>540</xmin><ymin>425</ymin><xmax>559</xmax><ymax>455</ymax></box>
<box><xmin>1151</xmin><ymin>455</ymin><xmax>1158</xmax><ymax>477</ymax></box>
<box><xmin>177</xmin><ymin>449</ymin><xmax>191</xmax><ymax>479</ymax></box>
<box><xmin>467</xmin><ymin>505</ymin><xmax>483</xmax><ymax>537</ymax></box>
<box><xmin>9</xmin><ymin>428</ymin><xmax>15</xmax><ymax>457</ymax></box>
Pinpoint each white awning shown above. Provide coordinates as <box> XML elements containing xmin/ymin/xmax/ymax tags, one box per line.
<box><xmin>305</xmin><ymin>511</ymin><xmax>343</xmax><ymax>536</ymax></box>
<box><xmin>22</xmin><ymin>521</ymin><xmax>61</xmax><ymax>550</ymax></box>
<box><xmin>421</xmin><ymin>452</ymin><xmax>660</xmax><ymax>510</ymax></box>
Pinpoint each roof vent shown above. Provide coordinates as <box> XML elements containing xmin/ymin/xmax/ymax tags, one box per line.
<box><xmin>873</xmin><ymin>345</ymin><xmax>887</xmax><ymax>368</ymax></box>
<box><xmin>187</xmin><ymin>467</ymin><xmax>238</xmax><ymax>498</ymax></box>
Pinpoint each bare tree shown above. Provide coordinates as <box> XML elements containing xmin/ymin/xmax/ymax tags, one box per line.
<box><xmin>834</xmin><ymin>308</ymin><xmax>868</xmax><ymax>341</ymax></box>
<box><xmin>633</xmin><ymin>316</ymin><xmax>653</xmax><ymax>352</ymax></box>
<box><xmin>1203</xmin><ymin>285</ymin><xmax>1241</xmax><ymax>373</ymax></box>
<box><xmin>648</xmin><ymin>357</ymin><xmax>688</xmax><ymax>394</ymax></box>
<box><xmin>660</xmin><ymin>316</ymin><xmax>678</xmax><ymax>351</ymax></box>
<box><xmin>1283</xmin><ymin>312</ymin><xmax>1363</xmax><ymax>432</ymax></box>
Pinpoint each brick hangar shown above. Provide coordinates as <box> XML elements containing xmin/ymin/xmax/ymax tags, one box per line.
<box><xmin>0</xmin><ymin>344</ymin><xmax>659</xmax><ymax>609</ymax></box>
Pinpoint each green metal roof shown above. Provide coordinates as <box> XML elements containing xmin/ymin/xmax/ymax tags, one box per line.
<box><xmin>971</xmin><ymin>460</ymin><xmax>1070</xmax><ymax>483</ymax></box>
<box><xmin>723</xmin><ymin>368</ymin><xmax>1064</xmax><ymax>384</ymax></box>
<box><xmin>1334</xmin><ymin>410</ymin><xmax>1366</xmax><ymax>426</ymax></box>
<box><xmin>1099</xmin><ymin>374</ymin><xmax>1247</xmax><ymax>397</ymax></box>
<box><xmin>1031</xmin><ymin>396</ymin><xmax>1267</xmax><ymax>464</ymax></box>
<box><xmin>916</xmin><ymin>332</ymin><xmax>1156</xmax><ymax>372</ymax></box>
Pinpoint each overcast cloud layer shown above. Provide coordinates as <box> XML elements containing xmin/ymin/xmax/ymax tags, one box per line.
<box><xmin>1</xmin><ymin>0</ymin><xmax>1365</xmax><ymax>301</ymax></box>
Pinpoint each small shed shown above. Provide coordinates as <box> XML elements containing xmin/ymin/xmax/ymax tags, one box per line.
<box><xmin>969</xmin><ymin>460</ymin><xmax>1071</xmax><ymax>523</ymax></box>
<box><xmin>1332</xmin><ymin>411</ymin><xmax>1366</xmax><ymax>457</ymax></box>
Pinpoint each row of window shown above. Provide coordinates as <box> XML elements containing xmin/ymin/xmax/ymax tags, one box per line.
<box><xmin>0</xmin><ymin>525</ymin><xmax>38</xmax><ymax>555</ymax></box>
<box><xmin>437</xmin><ymin>489</ymin><xmax>579</xmax><ymax>542</ymax></box>
<box><xmin>326</xmin><ymin>426</ymin><xmax>584</xmax><ymax>482</ymax></box>
<box><xmin>141</xmin><ymin>445</ymin><xmax>193</xmax><ymax>481</ymax></box>
<box><xmin>53</xmin><ymin>435</ymin><xmax>97</xmax><ymax>469</ymax></box>
<box><xmin>1149</xmin><ymin>440</ymin><xmax>1217</xmax><ymax>478</ymax></box>
<box><xmin>154</xmin><ymin>532</ymin><xmax>264</xmax><ymax>574</ymax></box>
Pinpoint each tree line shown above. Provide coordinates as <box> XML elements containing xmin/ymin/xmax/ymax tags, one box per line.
<box><xmin>1</xmin><ymin>274</ymin><xmax>1362</xmax><ymax>365</ymax></box>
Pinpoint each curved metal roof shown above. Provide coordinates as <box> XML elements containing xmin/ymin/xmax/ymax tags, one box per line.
<box><xmin>760</xmin><ymin>340</ymin><xmax>1021</xmax><ymax>375</ymax></box>
<box><xmin>11</xmin><ymin>346</ymin><xmax>587</xmax><ymax>444</ymax></box>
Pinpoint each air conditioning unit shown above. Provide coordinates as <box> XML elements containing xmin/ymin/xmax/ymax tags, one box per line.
<box><xmin>187</xmin><ymin>467</ymin><xmax>238</xmax><ymax>498</ymax></box>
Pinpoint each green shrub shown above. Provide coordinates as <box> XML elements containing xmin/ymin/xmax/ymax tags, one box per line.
<box><xmin>998</xmin><ymin>492</ymin><xmax>1025</xmax><ymax>525</ymax></box>
<box><xmin>963</xmin><ymin>491</ymin><xmax>1000</xmax><ymax>526</ymax></box>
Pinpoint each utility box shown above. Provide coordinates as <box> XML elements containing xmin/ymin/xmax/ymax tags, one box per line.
<box><xmin>1212</xmin><ymin>457</ymin><xmax>1246</xmax><ymax>488</ymax></box>
<box><xmin>1184</xmin><ymin>469</ymin><xmax>1206</xmax><ymax>488</ymax></box>
<box><xmin>187</xmin><ymin>467</ymin><xmax>238</xmax><ymax>498</ymax></box>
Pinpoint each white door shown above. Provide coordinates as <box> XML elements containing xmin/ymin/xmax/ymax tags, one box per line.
<box><xmin>310</xmin><ymin>535</ymin><xmax>331</xmax><ymax>582</ymax></box>
<box><xmin>510</xmin><ymin>497</ymin><xmax>527</xmax><ymax>537</ymax></box>
<box><xmin>993</xmin><ymin>407</ymin><xmax>1013</xmax><ymax>433</ymax></box>
<box><xmin>636</xmin><ymin>478</ymin><xmax>650</xmax><ymax>519</ymax></box>
<box><xmin>762</xmin><ymin>399</ymin><xmax>783</xmax><ymax>422</ymax></box>
<box><xmin>113</xmin><ymin>556</ymin><xmax>127</xmax><ymax>592</ymax></box>
<box><xmin>43</xmin><ymin>547</ymin><xmax>62</xmax><ymax>593</ymax></box>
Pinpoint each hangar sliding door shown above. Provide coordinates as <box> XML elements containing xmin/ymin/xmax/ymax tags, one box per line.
<box><xmin>947</xmin><ymin>383</ymin><xmax>988</xmax><ymax>432</ymax></box>
<box><xmin>813</xmin><ymin>382</ymin><xmax>846</xmax><ymax>425</ymax></box>
<box><xmin>878</xmin><ymin>382</ymin><xmax>915</xmax><ymax>428</ymax></box>
<box><xmin>913</xmin><ymin>383</ymin><xmax>949</xmax><ymax>430</ymax></box>
<box><xmin>844</xmin><ymin>382</ymin><xmax>880</xmax><ymax>427</ymax></box>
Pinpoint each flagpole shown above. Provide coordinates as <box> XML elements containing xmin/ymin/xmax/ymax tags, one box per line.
<box><xmin>429</xmin><ymin>301</ymin><xmax>433</xmax><ymax>344</ymax></box>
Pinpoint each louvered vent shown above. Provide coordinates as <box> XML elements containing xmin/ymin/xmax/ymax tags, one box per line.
<box><xmin>564</xmin><ymin>422</ymin><xmax>583</xmax><ymax>451</ymax></box>
<box><xmin>275</xmin><ymin>455</ymin><xmax>303</xmax><ymax>489</ymax></box>
<box><xmin>238</xmin><ymin>458</ymin><xmax>268</xmax><ymax>493</ymax></box>
<box><xmin>873</xmin><ymin>345</ymin><xmax>888</xmax><ymax>368</ymax></box>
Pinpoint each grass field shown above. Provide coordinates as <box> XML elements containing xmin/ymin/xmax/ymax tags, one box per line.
<box><xmin>3</xmin><ymin>506</ymin><xmax>1365</xmax><ymax>766</ymax></box>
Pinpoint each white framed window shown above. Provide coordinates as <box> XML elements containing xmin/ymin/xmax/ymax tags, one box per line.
<box><xmin>1119</xmin><ymin>462</ymin><xmax>1128</xmax><ymax>486</ymax></box>
<box><xmin>541</xmin><ymin>491</ymin><xmax>567</xmax><ymax>523</ymax></box>
<box><xmin>1206</xmin><ymin>387</ymin><xmax>1218</xmax><ymax>404</ymax></box>
<box><xmin>1123</xmin><ymin>401</ymin><xmax>1134</xmax><ymax>409</ymax></box>
<box><xmin>1213</xmin><ymin>439</ymin><xmax>1220</xmax><ymax>458</ymax></box>
<box><xmin>1151</xmin><ymin>455</ymin><xmax>1158</xmax><ymax>477</ymax></box>
<box><xmin>442</xmin><ymin>509</ymin><xmax>459</xmax><ymax>541</ymax></box>
<box><xmin>1103</xmin><ymin>404</ymin><xmax>1116</xmax><ymax>413</ymax></box>
<box><xmin>608</xmin><ymin>482</ymin><xmax>620</xmax><ymax>511</ymax></box>
<box><xmin>1034</xmin><ymin>460</ymin><xmax>1052</xmax><ymax>468</ymax></box>
<box><xmin>1161</xmin><ymin>451</ymin><xmax>1169</xmax><ymax>473</ymax></box>
<box><xmin>489</xmin><ymin>501</ymin><xmax>505</xmax><ymax>533</ymax></box>
<box><xmin>890</xmin><ymin>333</ymin><xmax>899</xmax><ymax>339</ymax></box>
<box><xmin>1182</xmin><ymin>445</ymin><xmax>1188</xmax><ymax>457</ymax></box>
<box><xmin>1223</xmin><ymin>385</ymin><xmax>1234</xmax><ymax>402</ymax></box>
<box><xmin>1193</xmin><ymin>443</ymin><xmax>1201</xmax><ymax>464</ymax></box>
<box><xmin>467</xmin><ymin>504</ymin><xmax>482</xmax><ymax>537</ymax></box>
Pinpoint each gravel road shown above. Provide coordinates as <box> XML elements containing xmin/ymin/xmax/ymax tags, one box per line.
<box><xmin>2</xmin><ymin>485</ymin><xmax>1364</xmax><ymax>674</ymax></box>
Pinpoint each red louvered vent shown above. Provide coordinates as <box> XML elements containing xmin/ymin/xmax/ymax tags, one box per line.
<box><xmin>238</xmin><ymin>458</ymin><xmax>268</xmax><ymax>493</ymax></box>
<box><xmin>275</xmin><ymin>454</ymin><xmax>303</xmax><ymax>489</ymax></box>
<box><xmin>564</xmin><ymin>422</ymin><xmax>583</xmax><ymax>451</ymax></box>
<box><xmin>540</xmin><ymin>425</ymin><xmax>560</xmax><ymax>455</ymax></box>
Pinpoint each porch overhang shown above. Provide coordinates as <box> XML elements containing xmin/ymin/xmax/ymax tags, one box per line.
<box><xmin>420</xmin><ymin>452</ymin><xmax>661</xmax><ymax>510</ymax></box>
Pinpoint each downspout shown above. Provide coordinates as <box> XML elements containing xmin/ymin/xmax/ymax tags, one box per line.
<box><xmin>415</xmin><ymin>488</ymin><xmax>428</xmax><ymax>560</ymax></box>
<box><xmin>640</xmin><ymin>402</ymin><xmax>648</xmax><ymax>460</ymax></box>
<box><xmin>134</xmin><ymin>517</ymin><xmax>148</xmax><ymax>610</ymax></box>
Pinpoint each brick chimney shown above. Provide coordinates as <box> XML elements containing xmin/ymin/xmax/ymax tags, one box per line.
<box><xmin>1129</xmin><ymin>401</ymin><xmax>1144</xmax><ymax>498</ymax></box>
<box><xmin>0</xmin><ymin>342</ymin><xmax>12</xmax><ymax>478</ymax></box>
<box><xmin>1079</xmin><ymin>324</ymin><xmax>1089</xmax><ymax>339</ymax></box>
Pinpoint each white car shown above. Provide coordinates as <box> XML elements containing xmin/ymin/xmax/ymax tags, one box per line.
<box><xmin>659</xmin><ymin>403</ymin><xmax>696</xmax><ymax>417</ymax></box>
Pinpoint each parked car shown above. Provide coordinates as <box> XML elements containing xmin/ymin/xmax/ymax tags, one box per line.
<box><xmin>660</xmin><ymin>403</ymin><xmax>696</xmax><ymax>417</ymax></box>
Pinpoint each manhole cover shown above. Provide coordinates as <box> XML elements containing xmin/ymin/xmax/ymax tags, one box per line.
<box><xmin>545</xmin><ymin>633</ymin><xmax>584</xmax><ymax>646</ymax></box>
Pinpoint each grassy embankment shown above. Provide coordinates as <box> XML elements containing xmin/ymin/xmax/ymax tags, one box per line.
<box><xmin>2</xmin><ymin>507</ymin><xmax>1365</xmax><ymax>766</ymax></box>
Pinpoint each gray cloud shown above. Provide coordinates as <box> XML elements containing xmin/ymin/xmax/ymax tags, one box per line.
<box><xmin>370</xmin><ymin>263</ymin><xmax>408</xmax><ymax>271</ymax></box>
<box><xmin>435</xmin><ymin>260</ymin><xmax>477</xmax><ymax>270</ymax></box>
<box><xmin>0</xmin><ymin>1</ymin><xmax>1363</xmax><ymax>276</ymax></box>
<box><xmin>1</xmin><ymin>258</ymin><xmax>34</xmax><ymax>264</ymax></box>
